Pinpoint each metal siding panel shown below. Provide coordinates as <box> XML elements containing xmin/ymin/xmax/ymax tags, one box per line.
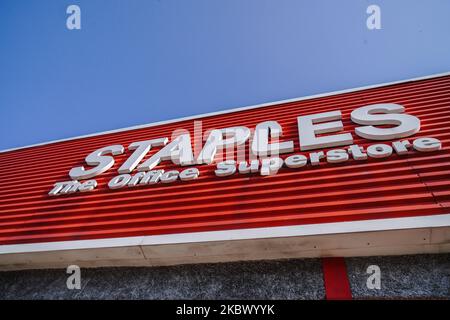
<box><xmin>0</xmin><ymin>76</ymin><xmax>449</xmax><ymax>245</ymax></box>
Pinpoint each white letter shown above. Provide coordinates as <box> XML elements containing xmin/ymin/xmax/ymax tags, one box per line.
<box><xmin>298</xmin><ymin>111</ymin><xmax>353</xmax><ymax>151</ymax></box>
<box><xmin>392</xmin><ymin>140</ymin><xmax>411</xmax><ymax>155</ymax></box>
<box><xmin>108</xmin><ymin>174</ymin><xmax>132</xmax><ymax>189</ymax></box>
<box><xmin>160</xmin><ymin>170</ymin><xmax>179</xmax><ymax>183</ymax></box>
<box><xmin>348</xmin><ymin>145</ymin><xmax>368</xmax><ymax>160</ymax></box>
<box><xmin>118</xmin><ymin>138</ymin><xmax>168</xmax><ymax>174</ymax></box>
<box><xmin>327</xmin><ymin>149</ymin><xmax>349</xmax><ymax>163</ymax></box>
<box><xmin>179</xmin><ymin>168</ymin><xmax>200</xmax><ymax>181</ymax></box>
<box><xmin>127</xmin><ymin>172</ymin><xmax>146</xmax><ymax>187</ymax></box>
<box><xmin>60</xmin><ymin>181</ymin><xmax>81</xmax><ymax>194</ymax></box>
<box><xmin>260</xmin><ymin>157</ymin><xmax>283</xmax><ymax>176</ymax></box>
<box><xmin>351</xmin><ymin>104</ymin><xmax>420</xmax><ymax>140</ymax></box>
<box><xmin>197</xmin><ymin>127</ymin><xmax>250</xmax><ymax>164</ymax></box>
<box><xmin>69</xmin><ymin>145</ymin><xmax>124</xmax><ymax>180</ymax></box>
<box><xmin>252</xmin><ymin>121</ymin><xmax>294</xmax><ymax>157</ymax></box>
<box><xmin>215</xmin><ymin>160</ymin><xmax>236</xmax><ymax>177</ymax></box>
<box><xmin>413</xmin><ymin>137</ymin><xmax>441</xmax><ymax>152</ymax></box>
<box><xmin>48</xmin><ymin>181</ymin><xmax>70</xmax><ymax>196</ymax></box>
<box><xmin>78</xmin><ymin>179</ymin><xmax>97</xmax><ymax>192</ymax></box>
<box><xmin>238</xmin><ymin>160</ymin><xmax>259</xmax><ymax>174</ymax></box>
<box><xmin>367</xmin><ymin>144</ymin><xmax>392</xmax><ymax>158</ymax></box>
<box><xmin>284</xmin><ymin>154</ymin><xmax>307</xmax><ymax>168</ymax></box>
<box><xmin>139</xmin><ymin>170</ymin><xmax>164</xmax><ymax>185</ymax></box>
<box><xmin>137</xmin><ymin>134</ymin><xmax>194</xmax><ymax>171</ymax></box>
<box><xmin>309</xmin><ymin>151</ymin><xmax>325</xmax><ymax>166</ymax></box>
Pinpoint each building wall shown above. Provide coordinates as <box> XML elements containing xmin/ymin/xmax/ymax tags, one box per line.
<box><xmin>0</xmin><ymin>74</ymin><xmax>449</xmax><ymax>297</ymax></box>
<box><xmin>1</xmin><ymin>74</ymin><xmax>449</xmax><ymax>250</ymax></box>
<box><xmin>0</xmin><ymin>254</ymin><xmax>448</xmax><ymax>299</ymax></box>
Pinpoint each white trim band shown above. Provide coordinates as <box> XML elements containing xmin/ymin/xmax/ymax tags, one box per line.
<box><xmin>1</xmin><ymin>214</ymin><xmax>449</xmax><ymax>255</ymax></box>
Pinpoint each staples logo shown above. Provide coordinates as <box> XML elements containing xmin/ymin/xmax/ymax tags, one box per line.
<box><xmin>49</xmin><ymin>103</ymin><xmax>442</xmax><ymax>196</ymax></box>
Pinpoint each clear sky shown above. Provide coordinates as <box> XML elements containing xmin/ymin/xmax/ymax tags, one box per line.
<box><xmin>1</xmin><ymin>0</ymin><xmax>449</xmax><ymax>151</ymax></box>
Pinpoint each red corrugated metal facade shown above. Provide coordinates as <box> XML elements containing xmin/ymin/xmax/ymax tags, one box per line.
<box><xmin>0</xmin><ymin>75</ymin><xmax>449</xmax><ymax>246</ymax></box>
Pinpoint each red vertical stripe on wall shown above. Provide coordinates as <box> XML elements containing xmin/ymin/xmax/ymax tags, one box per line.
<box><xmin>322</xmin><ymin>257</ymin><xmax>352</xmax><ymax>300</ymax></box>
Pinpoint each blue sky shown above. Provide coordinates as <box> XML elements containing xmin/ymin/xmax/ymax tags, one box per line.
<box><xmin>1</xmin><ymin>0</ymin><xmax>449</xmax><ymax>150</ymax></box>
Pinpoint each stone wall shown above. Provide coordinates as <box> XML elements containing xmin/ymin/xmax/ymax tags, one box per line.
<box><xmin>0</xmin><ymin>254</ymin><xmax>448</xmax><ymax>299</ymax></box>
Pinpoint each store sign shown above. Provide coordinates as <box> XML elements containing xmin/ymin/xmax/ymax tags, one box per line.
<box><xmin>49</xmin><ymin>103</ymin><xmax>442</xmax><ymax>196</ymax></box>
